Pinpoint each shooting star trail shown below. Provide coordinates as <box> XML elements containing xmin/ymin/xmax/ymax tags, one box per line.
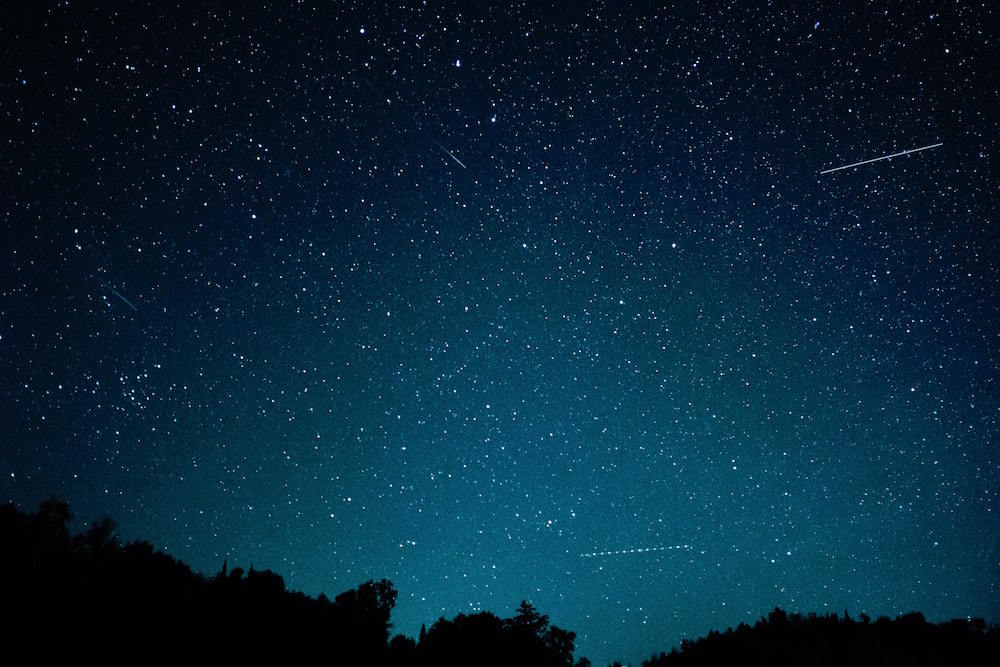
<box><xmin>107</xmin><ymin>285</ymin><xmax>137</xmax><ymax>311</ymax></box>
<box><xmin>580</xmin><ymin>544</ymin><xmax>696</xmax><ymax>558</ymax></box>
<box><xmin>432</xmin><ymin>138</ymin><xmax>468</xmax><ymax>169</ymax></box>
<box><xmin>819</xmin><ymin>142</ymin><xmax>943</xmax><ymax>174</ymax></box>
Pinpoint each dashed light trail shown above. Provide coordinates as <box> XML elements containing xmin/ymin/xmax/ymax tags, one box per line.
<box><xmin>580</xmin><ymin>545</ymin><xmax>696</xmax><ymax>558</ymax></box>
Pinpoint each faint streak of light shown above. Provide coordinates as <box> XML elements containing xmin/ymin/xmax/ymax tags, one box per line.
<box><xmin>580</xmin><ymin>544</ymin><xmax>694</xmax><ymax>558</ymax></box>
<box><xmin>107</xmin><ymin>284</ymin><xmax>137</xmax><ymax>311</ymax></box>
<box><xmin>357</xmin><ymin>73</ymin><xmax>468</xmax><ymax>169</ymax></box>
<box><xmin>819</xmin><ymin>142</ymin><xmax>943</xmax><ymax>174</ymax></box>
<box><xmin>432</xmin><ymin>138</ymin><xmax>468</xmax><ymax>169</ymax></box>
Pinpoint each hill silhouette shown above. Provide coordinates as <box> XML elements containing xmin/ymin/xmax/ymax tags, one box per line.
<box><xmin>1</xmin><ymin>499</ymin><xmax>997</xmax><ymax>666</ymax></box>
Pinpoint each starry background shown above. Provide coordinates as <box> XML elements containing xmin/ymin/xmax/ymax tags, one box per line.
<box><xmin>2</xmin><ymin>2</ymin><xmax>998</xmax><ymax>664</ymax></box>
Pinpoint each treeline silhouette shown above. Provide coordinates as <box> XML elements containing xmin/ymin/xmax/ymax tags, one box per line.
<box><xmin>2</xmin><ymin>499</ymin><xmax>998</xmax><ymax>666</ymax></box>
<box><xmin>0</xmin><ymin>499</ymin><xmax>587</xmax><ymax>665</ymax></box>
<box><xmin>642</xmin><ymin>607</ymin><xmax>1000</xmax><ymax>667</ymax></box>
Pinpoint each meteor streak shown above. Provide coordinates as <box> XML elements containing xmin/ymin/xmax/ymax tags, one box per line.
<box><xmin>819</xmin><ymin>142</ymin><xmax>942</xmax><ymax>174</ymax></box>
<box><xmin>357</xmin><ymin>71</ymin><xmax>468</xmax><ymax>170</ymax></box>
<box><xmin>432</xmin><ymin>138</ymin><xmax>468</xmax><ymax>169</ymax></box>
<box><xmin>107</xmin><ymin>284</ymin><xmax>137</xmax><ymax>311</ymax></box>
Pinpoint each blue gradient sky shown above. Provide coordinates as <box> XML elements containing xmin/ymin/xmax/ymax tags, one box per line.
<box><xmin>3</xmin><ymin>3</ymin><xmax>997</xmax><ymax>664</ymax></box>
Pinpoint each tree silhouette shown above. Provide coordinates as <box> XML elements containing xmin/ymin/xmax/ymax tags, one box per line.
<box><xmin>642</xmin><ymin>606</ymin><xmax>1000</xmax><ymax>666</ymax></box>
<box><xmin>544</xmin><ymin>624</ymin><xmax>578</xmax><ymax>666</ymax></box>
<box><xmin>35</xmin><ymin>495</ymin><xmax>72</xmax><ymax>547</ymax></box>
<box><xmin>0</xmin><ymin>500</ymin><xmax>405</xmax><ymax>665</ymax></box>
<box><xmin>414</xmin><ymin>600</ymin><xmax>585</xmax><ymax>666</ymax></box>
<box><xmin>82</xmin><ymin>516</ymin><xmax>119</xmax><ymax>553</ymax></box>
<box><xmin>2</xmin><ymin>498</ymin><xmax>998</xmax><ymax>666</ymax></box>
<box><xmin>508</xmin><ymin>600</ymin><xmax>550</xmax><ymax>637</ymax></box>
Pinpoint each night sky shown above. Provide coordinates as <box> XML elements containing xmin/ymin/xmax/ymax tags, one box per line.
<box><xmin>2</xmin><ymin>2</ymin><xmax>998</xmax><ymax>664</ymax></box>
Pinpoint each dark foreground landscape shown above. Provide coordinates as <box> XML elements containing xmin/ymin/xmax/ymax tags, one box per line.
<box><xmin>1</xmin><ymin>499</ymin><xmax>997</xmax><ymax>666</ymax></box>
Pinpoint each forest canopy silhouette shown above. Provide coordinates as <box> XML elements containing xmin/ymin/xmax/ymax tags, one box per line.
<box><xmin>1</xmin><ymin>498</ymin><xmax>997</xmax><ymax>665</ymax></box>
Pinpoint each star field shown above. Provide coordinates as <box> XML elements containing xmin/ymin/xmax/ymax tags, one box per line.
<box><xmin>2</xmin><ymin>3</ymin><xmax>998</xmax><ymax>664</ymax></box>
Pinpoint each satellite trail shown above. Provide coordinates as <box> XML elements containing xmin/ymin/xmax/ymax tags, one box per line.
<box><xmin>107</xmin><ymin>284</ymin><xmax>137</xmax><ymax>311</ymax></box>
<box><xmin>580</xmin><ymin>544</ymin><xmax>694</xmax><ymax>558</ymax></box>
<box><xmin>819</xmin><ymin>142</ymin><xmax>943</xmax><ymax>174</ymax></box>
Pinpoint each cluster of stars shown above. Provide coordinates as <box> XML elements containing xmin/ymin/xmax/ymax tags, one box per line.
<box><xmin>2</xmin><ymin>3</ymin><xmax>997</xmax><ymax>666</ymax></box>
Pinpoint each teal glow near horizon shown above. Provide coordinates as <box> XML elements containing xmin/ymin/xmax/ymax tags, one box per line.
<box><xmin>2</xmin><ymin>3</ymin><xmax>997</xmax><ymax>665</ymax></box>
